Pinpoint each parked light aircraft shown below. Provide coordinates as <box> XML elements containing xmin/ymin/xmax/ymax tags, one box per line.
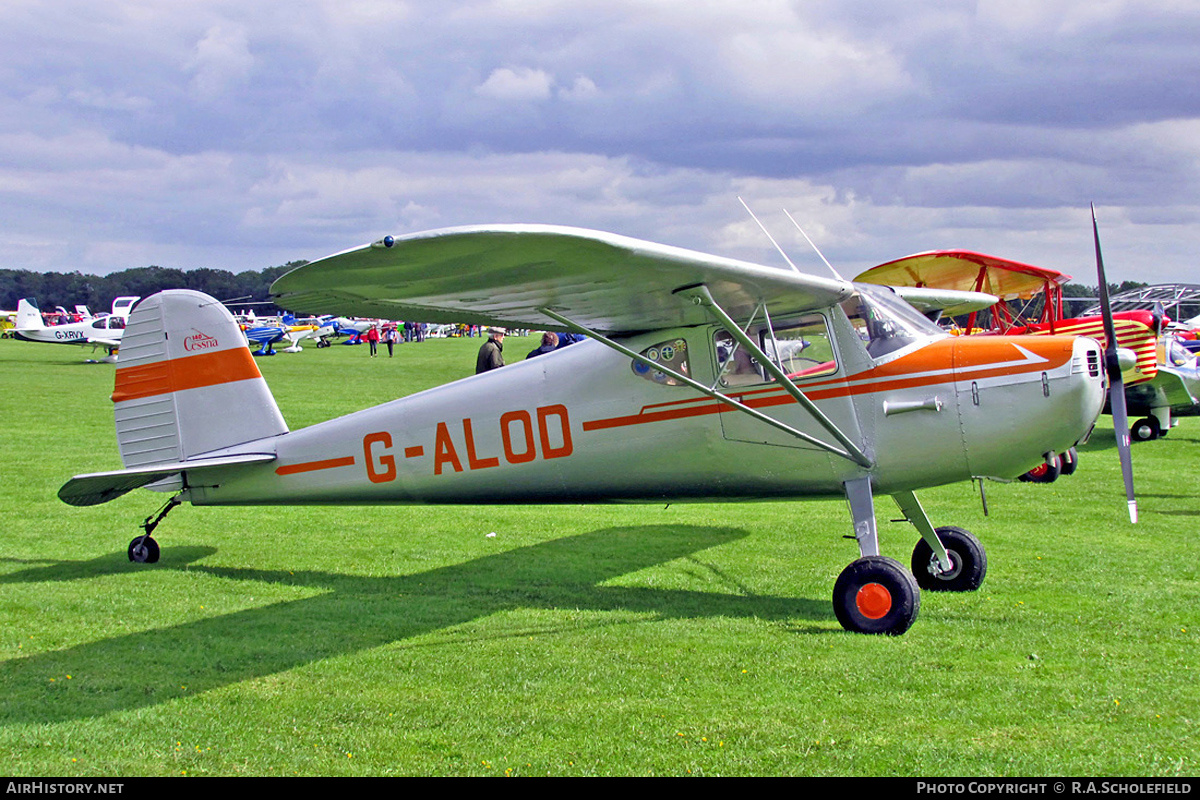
<box><xmin>854</xmin><ymin>251</ymin><xmax>1159</xmax><ymax>387</ymax></box>
<box><xmin>856</xmin><ymin>246</ymin><xmax>1161</xmax><ymax>485</ymax></box>
<box><xmin>1124</xmin><ymin>334</ymin><xmax>1200</xmax><ymax>440</ymax></box>
<box><xmin>12</xmin><ymin>296</ymin><xmax>140</xmax><ymax>361</ymax></box>
<box><xmin>59</xmin><ymin>225</ymin><xmax>1111</xmax><ymax>635</ymax></box>
<box><xmin>242</xmin><ymin>323</ymin><xmax>288</xmax><ymax>356</ymax></box>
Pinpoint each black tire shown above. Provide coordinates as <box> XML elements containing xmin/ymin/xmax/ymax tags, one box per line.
<box><xmin>911</xmin><ymin>526</ymin><xmax>986</xmax><ymax>592</ymax></box>
<box><xmin>1059</xmin><ymin>447</ymin><xmax>1079</xmax><ymax>476</ymax></box>
<box><xmin>1018</xmin><ymin>456</ymin><xmax>1060</xmax><ymax>483</ymax></box>
<box><xmin>1131</xmin><ymin>417</ymin><xmax>1160</xmax><ymax>442</ymax></box>
<box><xmin>832</xmin><ymin>556</ymin><xmax>920</xmax><ymax>635</ymax></box>
<box><xmin>128</xmin><ymin>536</ymin><xmax>160</xmax><ymax>564</ymax></box>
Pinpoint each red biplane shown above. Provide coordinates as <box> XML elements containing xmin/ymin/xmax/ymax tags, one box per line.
<box><xmin>856</xmin><ymin>238</ymin><xmax>1152</xmax><ymax>523</ymax></box>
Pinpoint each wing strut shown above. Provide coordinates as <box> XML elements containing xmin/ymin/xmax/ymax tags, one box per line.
<box><xmin>674</xmin><ymin>284</ymin><xmax>874</xmax><ymax>468</ymax></box>
<box><xmin>538</xmin><ymin>294</ymin><xmax>874</xmax><ymax>469</ymax></box>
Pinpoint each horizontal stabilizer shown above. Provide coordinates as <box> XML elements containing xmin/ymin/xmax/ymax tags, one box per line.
<box><xmin>58</xmin><ymin>453</ymin><xmax>276</xmax><ymax>507</ymax></box>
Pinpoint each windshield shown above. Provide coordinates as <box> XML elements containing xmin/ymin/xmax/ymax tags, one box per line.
<box><xmin>844</xmin><ymin>283</ymin><xmax>945</xmax><ymax>359</ymax></box>
<box><xmin>1164</xmin><ymin>337</ymin><xmax>1196</xmax><ymax>368</ymax></box>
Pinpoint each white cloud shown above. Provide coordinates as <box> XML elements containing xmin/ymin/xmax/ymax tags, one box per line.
<box><xmin>474</xmin><ymin>66</ymin><xmax>555</xmax><ymax>102</ymax></box>
<box><xmin>0</xmin><ymin>1</ymin><xmax>1197</xmax><ymax>285</ymax></box>
<box><xmin>186</xmin><ymin>25</ymin><xmax>254</xmax><ymax>101</ymax></box>
<box><xmin>558</xmin><ymin>76</ymin><xmax>598</xmax><ymax>101</ymax></box>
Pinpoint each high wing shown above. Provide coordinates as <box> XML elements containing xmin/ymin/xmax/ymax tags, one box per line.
<box><xmin>270</xmin><ymin>225</ymin><xmax>854</xmax><ymax>334</ymax></box>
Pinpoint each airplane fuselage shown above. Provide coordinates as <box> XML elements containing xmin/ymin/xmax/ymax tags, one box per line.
<box><xmin>183</xmin><ymin>309</ymin><xmax>1105</xmax><ymax>507</ymax></box>
<box><xmin>13</xmin><ymin>316</ymin><xmax>126</xmax><ymax>346</ymax></box>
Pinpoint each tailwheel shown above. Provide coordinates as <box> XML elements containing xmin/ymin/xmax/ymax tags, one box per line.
<box><xmin>832</xmin><ymin>556</ymin><xmax>920</xmax><ymax>635</ymax></box>
<box><xmin>911</xmin><ymin>526</ymin><xmax>986</xmax><ymax>592</ymax></box>
<box><xmin>128</xmin><ymin>535</ymin><xmax>160</xmax><ymax>564</ymax></box>
<box><xmin>127</xmin><ymin>492</ymin><xmax>182</xmax><ymax>564</ymax></box>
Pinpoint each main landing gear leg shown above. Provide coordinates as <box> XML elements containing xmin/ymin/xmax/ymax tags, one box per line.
<box><xmin>833</xmin><ymin>477</ymin><xmax>920</xmax><ymax>635</ymax></box>
<box><xmin>128</xmin><ymin>492</ymin><xmax>183</xmax><ymax>563</ymax></box>
<box><xmin>893</xmin><ymin>490</ymin><xmax>987</xmax><ymax>593</ymax></box>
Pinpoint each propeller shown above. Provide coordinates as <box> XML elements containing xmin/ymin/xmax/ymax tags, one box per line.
<box><xmin>1092</xmin><ymin>204</ymin><xmax>1137</xmax><ymax>523</ymax></box>
<box><xmin>1152</xmin><ymin>300</ymin><xmax>1168</xmax><ymax>336</ymax></box>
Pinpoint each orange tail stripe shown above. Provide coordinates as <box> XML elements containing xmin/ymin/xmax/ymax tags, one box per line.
<box><xmin>112</xmin><ymin>347</ymin><xmax>264</xmax><ymax>403</ymax></box>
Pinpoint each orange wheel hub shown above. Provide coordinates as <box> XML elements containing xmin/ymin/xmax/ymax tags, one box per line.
<box><xmin>855</xmin><ymin>582</ymin><xmax>893</xmax><ymax>620</ymax></box>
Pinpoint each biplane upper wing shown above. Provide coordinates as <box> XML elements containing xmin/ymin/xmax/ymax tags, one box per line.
<box><xmin>856</xmin><ymin>250</ymin><xmax>1069</xmax><ymax>301</ymax></box>
<box><xmin>270</xmin><ymin>225</ymin><xmax>854</xmax><ymax>334</ymax></box>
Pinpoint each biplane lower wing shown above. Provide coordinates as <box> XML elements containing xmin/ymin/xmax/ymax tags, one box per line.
<box><xmin>889</xmin><ymin>286</ymin><xmax>999</xmax><ymax>318</ymax></box>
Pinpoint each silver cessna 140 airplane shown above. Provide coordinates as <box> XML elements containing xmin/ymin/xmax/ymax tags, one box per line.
<box><xmin>59</xmin><ymin>224</ymin><xmax>1110</xmax><ymax>635</ymax></box>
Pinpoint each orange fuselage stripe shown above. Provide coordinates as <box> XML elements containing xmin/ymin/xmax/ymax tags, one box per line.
<box><xmin>275</xmin><ymin>456</ymin><xmax>357</xmax><ymax>476</ymax></box>
<box><xmin>112</xmin><ymin>347</ymin><xmax>264</xmax><ymax>403</ymax></box>
<box><xmin>582</xmin><ymin>338</ymin><xmax>1074</xmax><ymax>432</ymax></box>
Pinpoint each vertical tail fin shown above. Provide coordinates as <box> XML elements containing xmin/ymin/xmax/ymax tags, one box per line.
<box><xmin>113</xmin><ymin>290</ymin><xmax>288</xmax><ymax>468</ymax></box>
<box><xmin>16</xmin><ymin>298</ymin><xmax>44</xmax><ymax>329</ymax></box>
<box><xmin>111</xmin><ymin>296</ymin><xmax>140</xmax><ymax>319</ymax></box>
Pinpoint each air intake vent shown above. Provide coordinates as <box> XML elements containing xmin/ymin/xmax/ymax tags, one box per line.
<box><xmin>1087</xmin><ymin>350</ymin><xmax>1101</xmax><ymax>377</ymax></box>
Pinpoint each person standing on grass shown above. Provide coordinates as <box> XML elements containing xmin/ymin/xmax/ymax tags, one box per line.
<box><xmin>526</xmin><ymin>331</ymin><xmax>559</xmax><ymax>359</ymax></box>
<box><xmin>366</xmin><ymin>324</ymin><xmax>380</xmax><ymax>357</ymax></box>
<box><xmin>384</xmin><ymin>325</ymin><xmax>398</xmax><ymax>357</ymax></box>
<box><xmin>475</xmin><ymin>327</ymin><xmax>505</xmax><ymax>373</ymax></box>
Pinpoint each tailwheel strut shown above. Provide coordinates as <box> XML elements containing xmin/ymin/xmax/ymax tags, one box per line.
<box><xmin>128</xmin><ymin>492</ymin><xmax>184</xmax><ymax>563</ymax></box>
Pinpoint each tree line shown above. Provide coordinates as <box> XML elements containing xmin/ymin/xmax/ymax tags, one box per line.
<box><xmin>1</xmin><ymin>263</ymin><xmax>1147</xmax><ymax>323</ymax></box>
<box><xmin>0</xmin><ymin>262</ymin><xmax>308</xmax><ymax>316</ymax></box>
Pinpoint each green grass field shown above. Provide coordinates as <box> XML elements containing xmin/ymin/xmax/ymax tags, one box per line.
<box><xmin>1</xmin><ymin>334</ymin><xmax>1197</xmax><ymax>776</ymax></box>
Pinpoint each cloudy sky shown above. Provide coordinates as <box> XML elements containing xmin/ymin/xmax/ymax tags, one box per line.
<box><xmin>2</xmin><ymin>0</ymin><xmax>1198</xmax><ymax>285</ymax></box>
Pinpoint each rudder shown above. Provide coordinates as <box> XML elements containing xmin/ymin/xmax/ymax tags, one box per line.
<box><xmin>113</xmin><ymin>290</ymin><xmax>288</xmax><ymax>468</ymax></box>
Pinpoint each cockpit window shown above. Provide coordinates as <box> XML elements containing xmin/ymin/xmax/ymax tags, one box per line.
<box><xmin>843</xmin><ymin>283</ymin><xmax>945</xmax><ymax>359</ymax></box>
<box><xmin>715</xmin><ymin>313</ymin><xmax>837</xmax><ymax>387</ymax></box>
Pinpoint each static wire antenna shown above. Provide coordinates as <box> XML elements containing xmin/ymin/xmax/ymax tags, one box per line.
<box><xmin>737</xmin><ymin>196</ymin><xmax>802</xmax><ymax>275</ymax></box>
<box><xmin>783</xmin><ymin>209</ymin><xmax>845</xmax><ymax>281</ymax></box>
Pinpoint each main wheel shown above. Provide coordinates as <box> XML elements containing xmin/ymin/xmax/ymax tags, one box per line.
<box><xmin>1131</xmin><ymin>417</ymin><xmax>1161</xmax><ymax>441</ymax></box>
<box><xmin>832</xmin><ymin>556</ymin><xmax>920</xmax><ymax>635</ymax></box>
<box><xmin>128</xmin><ymin>535</ymin><xmax>160</xmax><ymax>564</ymax></box>
<box><xmin>1059</xmin><ymin>447</ymin><xmax>1079</xmax><ymax>476</ymax></box>
<box><xmin>911</xmin><ymin>526</ymin><xmax>986</xmax><ymax>592</ymax></box>
<box><xmin>1019</xmin><ymin>456</ymin><xmax>1060</xmax><ymax>483</ymax></box>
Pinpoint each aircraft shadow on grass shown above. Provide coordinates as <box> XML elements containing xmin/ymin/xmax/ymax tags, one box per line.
<box><xmin>0</xmin><ymin>525</ymin><xmax>829</xmax><ymax>725</ymax></box>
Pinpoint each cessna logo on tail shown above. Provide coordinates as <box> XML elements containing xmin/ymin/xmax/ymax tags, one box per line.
<box><xmin>184</xmin><ymin>331</ymin><xmax>219</xmax><ymax>352</ymax></box>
